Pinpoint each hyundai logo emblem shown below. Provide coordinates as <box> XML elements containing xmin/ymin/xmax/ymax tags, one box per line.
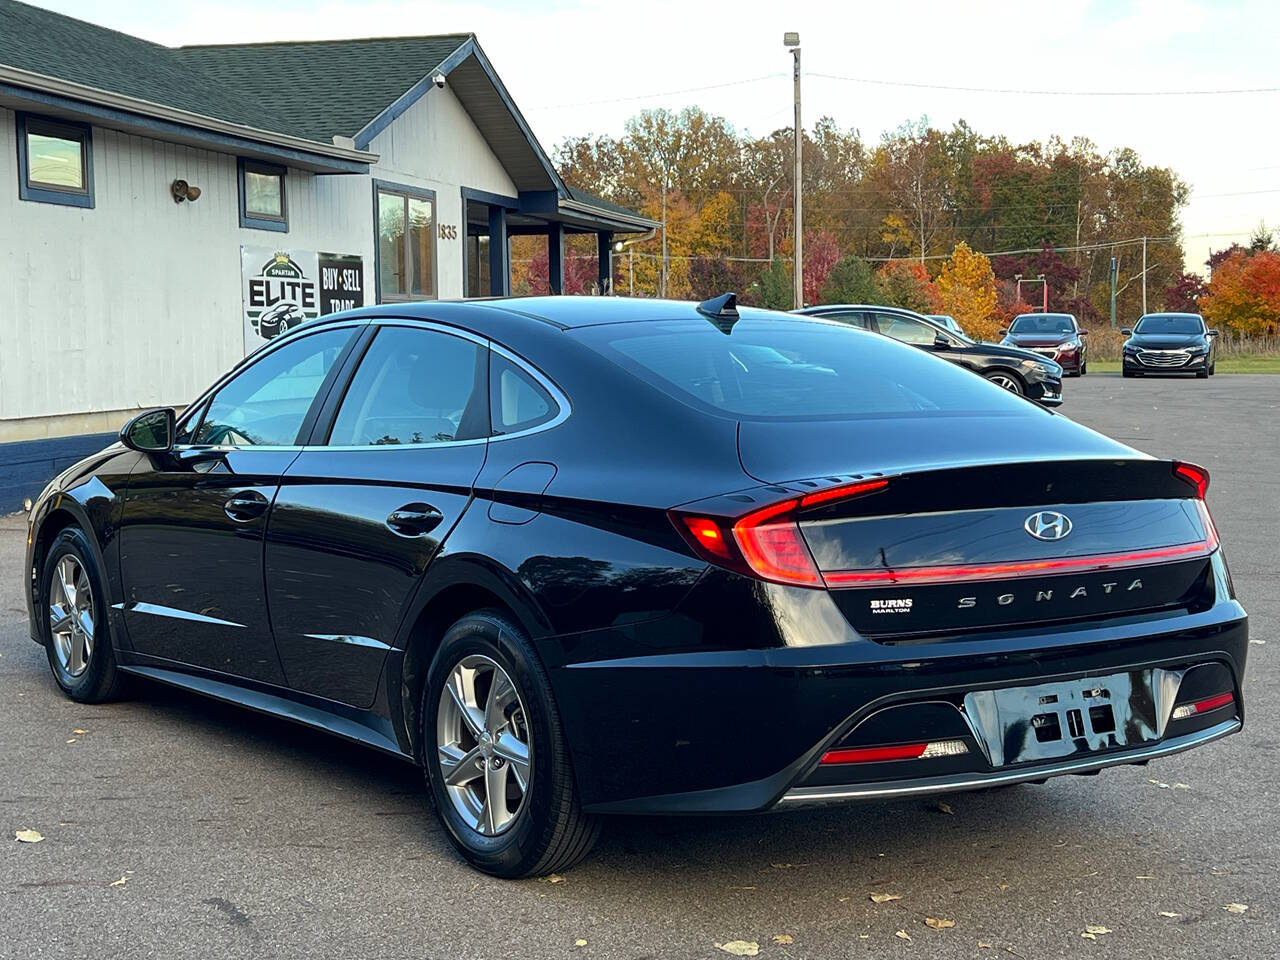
<box><xmin>1025</xmin><ymin>510</ymin><xmax>1072</xmax><ymax>541</ymax></box>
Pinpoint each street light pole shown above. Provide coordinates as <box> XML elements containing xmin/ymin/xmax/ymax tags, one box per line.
<box><xmin>785</xmin><ymin>32</ymin><xmax>802</xmax><ymax>309</ymax></box>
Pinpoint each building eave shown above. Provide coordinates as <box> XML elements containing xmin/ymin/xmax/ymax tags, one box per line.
<box><xmin>0</xmin><ymin>63</ymin><xmax>379</xmax><ymax>173</ymax></box>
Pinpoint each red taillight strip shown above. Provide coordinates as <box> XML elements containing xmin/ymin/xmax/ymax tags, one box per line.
<box><xmin>824</xmin><ymin>529</ymin><xmax>1219</xmax><ymax>588</ymax></box>
<box><xmin>1172</xmin><ymin>691</ymin><xmax>1235</xmax><ymax>721</ymax></box>
<box><xmin>821</xmin><ymin>743</ymin><xmax>928</xmax><ymax>764</ymax></box>
<box><xmin>799</xmin><ymin>478</ymin><xmax>889</xmax><ymax>509</ymax></box>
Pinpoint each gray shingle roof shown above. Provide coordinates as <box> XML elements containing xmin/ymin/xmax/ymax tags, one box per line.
<box><xmin>0</xmin><ymin>0</ymin><xmax>467</xmax><ymax>144</ymax></box>
<box><xmin>175</xmin><ymin>35</ymin><xmax>471</xmax><ymax>143</ymax></box>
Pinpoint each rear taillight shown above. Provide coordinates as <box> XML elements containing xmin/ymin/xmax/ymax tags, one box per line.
<box><xmin>820</xmin><ymin>739</ymin><xmax>968</xmax><ymax>765</ymax></box>
<box><xmin>1174</xmin><ymin>461</ymin><xmax>1210</xmax><ymax>498</ymax></box>
<box><xmin>1171</xmin><ymin>691</ymin><xmax>1234</xmax><ymax>721</ymax></box>
<box><xmin>670</xmin><ymin>478</ymin><xmax>888</xmax><ymax>587</ymax></box>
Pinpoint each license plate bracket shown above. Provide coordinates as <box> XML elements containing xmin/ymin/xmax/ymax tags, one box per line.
<box><xmin>963</xmin><ymin>670</ymin><xmax>1174</xmax><ymax>767</ymax></box>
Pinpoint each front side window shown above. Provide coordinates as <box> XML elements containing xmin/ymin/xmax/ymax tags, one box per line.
<box><xmin>239</xmin><ymin>159</ymin><xmax>287</xmax><ymax>231</ymax></box>
<box><xmin>377</xmin><ymin>184</ymin><xmax>436</xmax><ymax>300</ymax></box>
<box><xmin>877</xmin><ymin>313</ymin><xmax>940</xmax><ymax>346</ymax></box>
<box><xmin>575</xmin><ymin>317</ymin><xmax>1040</xmax><ymax>420</ymax></box>
<box><xmin>18</xmin><ymin>114</ymin><xmax>93</xmax><ymax>208</ymax></box>
<box><xmin>328</xmin><ymin>327</ymin><xmax>486</xmax><ymax>446</ymax></box>
<box><xmin>193</xmin><ymin>328</ymin><xmax>351</xmax><ymax>446</ymax></box>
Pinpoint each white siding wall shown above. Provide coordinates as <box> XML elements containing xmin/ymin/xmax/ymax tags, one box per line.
<box><xmin>0</xmin><ymin>86</ymin><xmax>515</xmax><ymax>430</ymax></box>
<box><xmin>368</xmin><ymin>84</ymin><xmax>519</xmax><ymax>298</ymax></box>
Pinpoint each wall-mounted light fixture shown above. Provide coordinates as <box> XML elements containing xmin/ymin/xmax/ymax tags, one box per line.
<box><xmin>170</xmin><ymin>179</ymin><xmax>202</xmax><ymax>204</ymax></box>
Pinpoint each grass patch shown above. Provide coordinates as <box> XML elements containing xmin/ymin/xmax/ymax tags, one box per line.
<box><xmin>1087</xmin><ymin>355</ymin><xmax>1280</xmax><ymax>374</ymax></box>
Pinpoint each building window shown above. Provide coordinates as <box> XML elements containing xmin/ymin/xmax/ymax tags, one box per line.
<box><xmin>375</xmin><ymin>181</ymin><xmax>435</xmax><ymax>301</ymax></box>
<box><xmin>17</xmin><ymin>113</ymin><xmax>93</xmax><ymax>208</ymax></box>
<box><xmin>238</xmin><ymin>158</ymin><xmax>288</xmax><ymax>232</ymax></box>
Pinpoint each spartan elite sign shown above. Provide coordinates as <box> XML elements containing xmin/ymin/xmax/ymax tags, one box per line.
<box><xmin>241</xmin><ymin>247</ymin><xmax>320</xmax><ymax>352</ymax></box>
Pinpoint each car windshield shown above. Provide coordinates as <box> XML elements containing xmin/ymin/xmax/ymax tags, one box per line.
<box><xmin>1135</xmin><ymin>314</ymin><xmax>1204</xmax><ymax>335</ymax></box>
<box><xmin>573</xmin><ymin>316</ymin><xmax>1039</xmax><ymax>421</ymax></box>
<box><xmin>1010</xmin><ymin>314</ymin><xmax>1075</xmax><ymax>334</ymax></box>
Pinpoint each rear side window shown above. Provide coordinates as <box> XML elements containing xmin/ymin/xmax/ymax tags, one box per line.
<box><xmin>573</xmin><ymin>317</ymin><xmax>1039</xmax><ymax>421</ymax></box>
<box><xmin>328</xmin><ymin>327</ymin><xmax>487</xmax><ymax>445</ymax></box>
<box><xmin>490</xmin><ymin>354</ymin><xmax>559</xmax><ymax>435</ymax></box>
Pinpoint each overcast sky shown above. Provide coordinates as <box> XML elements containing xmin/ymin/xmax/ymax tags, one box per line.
<box><xmin>37</xmin><ymin>0</ymin><xmax>1280</xmax><ymax>274</ymax></box>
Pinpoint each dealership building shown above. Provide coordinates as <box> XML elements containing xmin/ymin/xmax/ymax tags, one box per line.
<box><xmin>0</xmin><ymin>0</ymin><xmax>654</xmax><ymax>508</ymax></box>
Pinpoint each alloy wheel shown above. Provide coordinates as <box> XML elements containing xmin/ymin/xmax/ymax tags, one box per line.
<box><xmin>987</xmin><ymin>373</ymin><xmax>1022</xmax><ymax>394</ymax></box>
<box><xmin>49</xmin><ymin>555</ymin><xmax>94</xmax><ymax>677</ymax></box>
<box><xmin>435</xmin><ymin>655</ymin><xmax>532</xmax><ymax>836</ymax></box>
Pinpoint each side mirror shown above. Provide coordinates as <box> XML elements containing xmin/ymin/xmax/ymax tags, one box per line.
<box><xmin>1078</xmin><ymin>329</ymin><xmax>1088</xmax><ymax>338</ymax></box>
<box><xmin>1208</xmin><ymin>328</ymin><xmax>1219</xmax><ymax>337</ymax></box>
<box><xmin>932</xmin><ymin>334</ymin><xmax>951</xmax><ymax>350</ymax></box>
<box><xmin>1121</xmin><ymin>328</ymin><xmax>1132</xmax><ymax>336</ymax></box>
<box><xmin>120</xmin><ymin>408</ymin><xmax>175</xmax><ymax>453</ymax></box>
<box><xmin>998</xmin><ymin>328</ymin><xmax>1008</xmax><ymax>337</ymax></box>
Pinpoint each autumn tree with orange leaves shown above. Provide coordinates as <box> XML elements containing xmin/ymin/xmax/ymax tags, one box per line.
<box><xmin>1200</xmin><ymin>249</ymin><xmax>1280</xmax><ymax>337</ymax></box>
<box><xmin>936</xmin><ymin>243</ymin><xmax>1000</xmax><ymax>340</ymax></box>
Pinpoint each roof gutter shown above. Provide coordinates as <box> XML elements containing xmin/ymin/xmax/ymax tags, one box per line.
<box><xmin>0</xmin><ymin>63</ymin><xmax>379</xmax><ymax>166</ymax></box>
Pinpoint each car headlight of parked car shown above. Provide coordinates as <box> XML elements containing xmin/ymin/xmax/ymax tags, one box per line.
<box><xmin>1021</xmin><ymin>358</ymin><xmax>1062</xmax><ymax>380</ymax></box>
<box><xmin>1188</xmin><ymin>343</ymin><xmax>1209</xmax><ymax>354</ymax></box>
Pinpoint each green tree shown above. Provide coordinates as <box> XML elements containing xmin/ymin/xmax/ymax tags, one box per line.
<box><xmin>756</xmin><ymin>259</ymin><xmax>794</xmax><ymax>310</ymax></box>
<box><xmin>821</xmin><ymin>256</ymin><xmax>881</xmax><ymax>305</ymax></box>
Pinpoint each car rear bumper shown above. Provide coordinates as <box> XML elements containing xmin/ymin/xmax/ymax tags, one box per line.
<box><xmin>556</xmin><ymin>587</ymin><xmax>1248</xmax><ymax>814</ymax></box>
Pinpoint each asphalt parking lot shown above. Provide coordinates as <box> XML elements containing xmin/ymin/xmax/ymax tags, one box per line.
<box><xmin>2</xmin><ymin>372</ymin><xmax>1277</xmax><ymax>960</ymax></box>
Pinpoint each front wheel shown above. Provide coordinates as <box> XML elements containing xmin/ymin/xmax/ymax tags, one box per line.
<box><xmin>40</xmin><ymin>527</ymin><xmax>127</xmax><ymax>703</ymax></box>
<box><xmin>985</xmin><ymin>370</ymin><xmax>1024</xmax><ymax>395</ymax></box>
<box><xmin>423</xmin><ymin>610</ymin><xmax>599</xmax><ymax>877</ymax></box>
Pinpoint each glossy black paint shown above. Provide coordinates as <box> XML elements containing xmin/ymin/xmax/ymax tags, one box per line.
<box><xmin>23</xmin><ymin>297</ymin><xmax>1246</xmax><ymax>816</ymax></box>
<box><xmin>1122</xmin><ymin>312</ymin><xmax>1218</xmax><ymax>377</ymax></box>
<box><xmin>798</xmin><ymin>303</ymin><xmax>1065</xmax><ymax>405</ymax></box>
<box><xmin>1000</xmin><ymin>312</ymin><xmax>1088</xmax><ymax>375</ymax></box>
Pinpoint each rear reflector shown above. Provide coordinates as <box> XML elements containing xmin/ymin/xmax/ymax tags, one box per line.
<box><xmin>1171</xmin><ymin>691</ymin><xmax>1234</xmax><ymax>721</ymax></box>
<box><xmin>820</xmin><ymin>739</ymin><xmax>968</xmax><ymax>765</ymax></box>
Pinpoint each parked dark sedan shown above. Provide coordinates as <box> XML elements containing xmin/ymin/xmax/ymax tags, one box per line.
<box><xmin>1001</xmin><ymin>312</ymin><xmax>1088</xmax><ymax>376</ymax></box>
<box><xmin>799</xmin><ymin>304</ymin><xmax>1063</xmax><ymax>405</ymax></box>
<box><xmin>25</xmin><ymin>295</ymin><xmax>1246</xmax><ymax>878</ymax></box>
<box><xmin>1122</xmin><ymin>313</ymin><xmax>1218</xmax><ymax>378</ymax></box>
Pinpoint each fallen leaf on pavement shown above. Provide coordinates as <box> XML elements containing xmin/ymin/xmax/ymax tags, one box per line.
<box><xmin>15</xmin><ymin>829</ymin><xmax>44</xmax><ymax>843</ymax></box>
<box><xmin>716</xmin><ymin>941</ymin><xmax>759</xmax><ymax>956</ymax></box>
<box><xmin>871</xmin><ymin>893</ymin><xmax>903</xmax><ymax>903</ymax></box>
<box><xmin>1081</xmin><ymin>933</ymin><xmax>1096</xmax><ymax>941</ymax></box>
<box><xmin>772</xmin><ymin>934</ymin><xmax>793</xmax><ymax>945</ymax></box>
<box><xmin>1210</xmin><ymin>867</ymin><xmax>1229</xmax><ymax>876</ymax></box>
<box><xmin>1158</xmin><ymin>912</ymin><xmax>1180</xmax><ymax>918</ymax></box>
<box><xmin>109</xmin><ymin>876</ymin><xmax>127</xmax><ymax>887</ymax></box>
<box><xmin>544</xmin><ymin>874</ymin><xmax>564</xmax><ymax>884</ymax></box>
<box><xmin>895</xmin><ymin>930</ymin><xmax>912</xmax><ymax>943</ymax></box>
<box><xmin>978</xmin><ymin>942</ymin><xmax>994</xmax><ymax>950</ymax></box>
<box><xmin>1249</xmin><ymin>638</ymin><xmax>1265</xmax><ymax>645</ymax></box>
<box><xmin>925</xmin><ymin>917</ymin><xmax>955</xmax><ymax>930</ymax></box>
<box><xmin>931</xmin><ymin>801</ymin><xmax>954</xmax><ymax>815</ymax></box>
<box><xmin>574</xmin><ymin>939</ymin><xmax>587</xmax><ymax>948</ymax></box>
<box><xmin>1085</xmin><ymin>925</ymin><xmax>1112</xmax><ymax>936</ymax></box>
<box><xmin>73</xmin><ymin>728</ymin><xmax>87</xmax><ymax>734</ymax></box>
<box><xmin>1224</xmin><ymin>903</ymin><xmax>1248</xmax><ymax>914</ymax></box>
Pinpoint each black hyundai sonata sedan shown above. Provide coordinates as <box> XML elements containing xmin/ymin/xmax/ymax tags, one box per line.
<box><xmin>25</xmin><ymin>295</ymin><xmax>1247</xmax><ymax>877</ymax></box>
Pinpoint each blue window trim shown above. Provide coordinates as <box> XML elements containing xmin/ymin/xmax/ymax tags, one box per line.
<box><xmin>372</xmin><ymin>178</ymin><xmax>438</xmax><ymax>303</ymax></box>
<box><xmin>238</xmin><ymin>157</ymin><xmax>288</xmax><ymax>232</ymax></box>
<box><xmin>16</xmin><ymin>112</ymin><xmax>94</xmax><ymax>209</ymax></box>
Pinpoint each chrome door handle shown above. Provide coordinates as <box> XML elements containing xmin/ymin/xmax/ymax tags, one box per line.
<box><xmin>386</xmin><ymin>503</ymin><xmax>443</xmax><ymax>537</ymax></box>
<box><xmin>224</xmin><ymin>490</ymin><xmax>269</xmax><ymax>522</ymax></box>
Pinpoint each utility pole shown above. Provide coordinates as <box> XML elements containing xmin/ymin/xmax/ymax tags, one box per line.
<box><xmin>1109</xmin><ymin>254</ymin><xmax>1118</xmax><ymax>327</ymax></box>
<box><xmin>1141</xmin><ymin>236</ymin><xmax>1148</xmax><ymax>315</ymax></box>
<box><xmin>785</xmin><ymin>31</ymin><xmax>802</xmax><ymax>309</ymax></box>
<box><xmin>660</xmin><ymin>173</ymin><xmax>668</xmax><ymax>298</ymax></box>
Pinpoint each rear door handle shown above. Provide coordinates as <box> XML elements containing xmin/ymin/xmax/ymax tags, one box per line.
<box><xmin>386</xmin><ymin>503</ymin><xmax>444</xmax><ymax>537</ymax></box>
<box><xmin>224</xmin><ymin>490</ymin><xmax>269</xmax><ymax>522</ymax></box>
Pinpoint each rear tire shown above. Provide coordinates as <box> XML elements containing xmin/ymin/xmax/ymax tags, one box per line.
<box><xmin>40</xmin><ymin>527</ymin><xmax>127</xmax><ymax>703</ymax></box>
<box><xmin>423</xmin><ymin>610</ymin><xmax>600</xmax><ymax>877</ymax></box>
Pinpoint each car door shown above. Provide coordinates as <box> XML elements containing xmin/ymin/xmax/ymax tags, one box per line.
<box><xmin>118</xmin><ymin>326</ymin><xmax>358</xmax><ymax>683</ymax></box>
<box><xmin>264</xmin><ymin>322</ymin><xmax>490</xmax><ymax>707</ymax></box>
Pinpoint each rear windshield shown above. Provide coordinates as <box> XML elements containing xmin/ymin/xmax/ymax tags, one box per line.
<box><xmin>572</xmin><ymin>317</ymin><xmax>1041</xmax><ymax>421</ymax></box>
<box><xmin>1010</xmin><ymin>314</ymin><xmax>1075</xmax><ymax>334</ymax></box>
<box><xmin>1135</xmin><ymin>314</ymin><xmax>1204</xmax><ymax>335</ymax></box>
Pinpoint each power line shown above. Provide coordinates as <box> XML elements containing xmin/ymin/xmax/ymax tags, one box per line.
<box><xmin>808</xmin><ymin>72</ymin><xmax>1280</xmax><ymax>98</ymax></box>
<box><xmin>527</xmin><ymin>73</ymin><xmax>786</xmax><ymax>111</ymax></box>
